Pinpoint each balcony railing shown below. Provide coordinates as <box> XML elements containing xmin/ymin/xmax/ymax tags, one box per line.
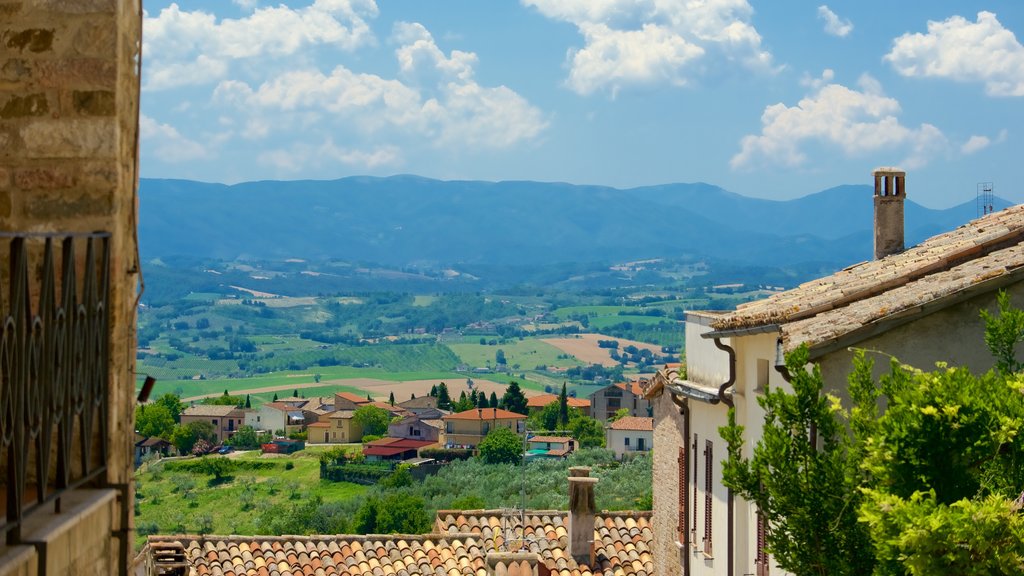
<box><xmin>0</xmin><ymin>233</ymin><xmax>110</xmax><ymax>545</ymax></box>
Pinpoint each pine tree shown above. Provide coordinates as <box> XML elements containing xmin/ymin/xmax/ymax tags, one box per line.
<box><xmin>489</xmin><ymin>391</ymin><xmax>498</xmax><ymax>408</ymax></box>
<box><xmin>436</xmin><ymin>382</ymin><xmax>451</xmax><ymax>410</ymax></box>
<box><xmin>389</xmin><ymin>391</ymin><xmax>395</xmax><ymax>406</ymax></box>
<box><xmin>293</xmin><ymin>389</ymin><xmax>298</xmax><ymax>397</ymax></box>
<box><xmin>501</xmin><ymin>381</ymin><xmax>527</xmax><ymax>414</ymax></box>
<box><xmin>429</xmin><ymin>385</ymin><xmax>438</xmax><ymax>397</ymax></box>
<box><xmin>272</xmin><ymin>393</ymin><xmax>278</xmax><ymax>401</ymax></box>
<box><xmin>558</xmin><ymin>382</ymin><xmax>569</xmax><ymax>427</ymax></box>
<box><xmin>244</xmin><ymin>394</ymin><xmax>251</xmax><ymax>409</ymax></box>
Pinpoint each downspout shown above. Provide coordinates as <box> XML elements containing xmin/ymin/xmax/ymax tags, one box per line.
<box><xmin>712</xmin><ymin>338</ymin><xmax>735</xmax><ymax>576</ymax></box>
<box><xmin>671</xmin><ymin>393</ymin><xmax>691</xmax><ymax>576</ymax></box>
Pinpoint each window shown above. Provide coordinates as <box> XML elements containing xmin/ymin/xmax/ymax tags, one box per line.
<box><xmin>624</xmin><ymin>437</ymin><xmax>631</xmax><ymax>447</ymax></box>
<box><xmin>607</xmin><ymin>398</ymin><xmax>621</xmax><ymax>409</ymax></box>
<box><xmin>228</xmin><ymin>419</ymin><xmax>235</xmax><ymax>431</ymax></box>
<box><xmin>756</xmin><ymin>507</ymin><xmax>769</xmax><ymax>576</ymax></box>
<box><xmin>704</xmin><ymin>439</ymin><xmax>713</xmax><ymax>555</ymax></box>
<box><xmin>212</xmin><ymin>419</ymin><xmax>218</xmax><ymax>426</ymax></box>
<box><xmin>677</xmin><ymin>444</ymin><xmax>687</xmax><ymax>544</ymax></box>
<box><xmin>637</xmin><ymin>437</ymin><xmax>646</xmax><ymax>451</ymax></box>
<box><xmin>756</xmin><ymin>358</ymin><xmax>770</xmax><ymax>393</ymax></box>
<box><xmin>692</xmin><ymin>434</ymin><xmax>698</xmax><ymax>546</ymax></box>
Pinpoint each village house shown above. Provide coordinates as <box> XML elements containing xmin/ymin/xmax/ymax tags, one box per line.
<box><xmin>443</xmin><ymin>407</ymin><xmax>527</xmax><ymax>449</ymax></box>
<box><xmin>525</xmin><ymin>435</ymin><xmax>576</xmax><ymax>459</ymax></box>
<box><xmin>246</xmin><ymin>400</ymin><xmax>309</xmax><ymax>436</ymax></box>
<box><xmin>334</xmin><ymin>391</ymin><xmax>372</xmax><ymax>410</ymax></box>
<box><xmin>605</xmin><ymin>416</ymin><xmax>654</xmax><ymax>460</ymax></box>
<box><xmin>362</xmin><ymin>437</ymin><xmax>438</xmax><ymax>462</ymax></box>
<box><xmin>397</xmin><ymin>394</ymin><xmax>439</xmax><ymax>413</ymax></box>
<box><xmin>388</xmin><ymin>414</ymin><xmax>445</xmax><ymax>443</ymax></box>
<box><xmin>588</xmin><ymin>381</ymin><xmax>651</xmax><ymax>421</ymax></box>
<box><xmin>644</xmin><ymin>169</ymin><xmax>1024</xmax><ymax>576</ymax></box>
<box><xmin>180</xmin><ymin>405</ymin><xmax>250</xmax><ymax>445</ymax></box>
<box><xmin>525</xmin><ymin>392</ymin><xmax>592</xmax><ymax>417</ymax></box>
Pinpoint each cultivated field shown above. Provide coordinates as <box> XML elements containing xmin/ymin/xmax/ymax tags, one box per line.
<box><xmin>447</xmin><ymin>338</ymin><xmax>580</xmax><ymax>370</ymax></box>
<box><xmin>541</xmin><ymin>333</ymin><xmax>664</xmax><ymax>367</ymax></box>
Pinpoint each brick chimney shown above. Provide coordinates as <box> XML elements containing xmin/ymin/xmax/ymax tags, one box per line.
<box><xmin>873</xmin><ymin>167</ymin><xmax>906</xmax><ymax>259</ymax></box>
<box><xmin>567</xmin><ymin>466</ymin><xmax>598</xmax><ymax>565</ymax></box>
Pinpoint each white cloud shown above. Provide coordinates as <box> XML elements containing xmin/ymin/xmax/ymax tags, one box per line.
<box><xmin>523</xmin><ymin>0</ymin><xmax>774</xmax><ymax>95</ymax></box>
<box><xmin>885</xmin><ymin>11</ymin><xmax>1024</xmax><ymax>96</ymax></box>
<box><xmin>214</xmin><ymin>23</ymin><xmax>547</xmax><ymax>151</ymax></box>
<box><xmin>817</xmin><ymin>5</ymin><xmax>852</xmax><ymax>38</ymax></box>
<box><xmin>139</xmin><ymin>114</ymin><xmax>207</xmax><ymax>162</ymax></box>
<box><xmin>232</xmin><ymin>0</ymin><xmax>259</xmax><ymax>10</ymax></box>
<box><xmin>800</xmin><ymin>68</ymin><xmax>834</xmax><ymax>89</ymax></box>
<box><xmin>732</xmin><ymin>73</ymin><xmax>947</xmax><ymax>170</ymax></box>
<box><xmin>143</xmin><ymin>0</ymin><xmax>378</xmax><ymax>90</ymax></box>
<box><xmin>961</xmin><ymin>135</ymin><xmax>990</xmax><ymax>155</ymax></box>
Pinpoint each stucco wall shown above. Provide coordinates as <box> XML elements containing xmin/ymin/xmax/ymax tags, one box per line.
<box><xmin>1</xmin><ymin>0</ymin><xmax>140</xmax><ymax>572</ymax></box>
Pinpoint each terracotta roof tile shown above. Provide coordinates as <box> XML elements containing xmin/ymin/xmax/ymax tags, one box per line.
<box><xmin>607</xmin><ymin>417</ymin><xmax>653</xmax><ymax>432</ymax></box>
<box><xmin>152</xmin><ymin>509</ymin><xmax>651</xmax><ymax>576</ymax></box>
<box><xmin>442</xmin><ymin>408</ymin><xmax>527</xmax><ymax>421</ymax></box>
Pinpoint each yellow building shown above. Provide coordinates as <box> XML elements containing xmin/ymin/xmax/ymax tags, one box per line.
<box><xmin>442</xmin><ymin>408</ymin><xmax>527</xmax><ymax>449</ymax></box>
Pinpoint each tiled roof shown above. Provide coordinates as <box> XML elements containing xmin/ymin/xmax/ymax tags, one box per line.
<box><xmin>328</xmin><ymin>410</ymin><xmax>356</xmax><ymax>420</ymax></box>
<box><xmin>613</xmin><ymin>382</ymin><xmax>645</xmax><ymax>396</ymax></box>
<box><xmin>444</xmin><ymin>408</ymin><xmax>527</xmax><ymax>421</ymax></box>
<box><xmin>148</xmin><ymin>509</ymin><xmax>652</xmax><ymax>576</ymax></box>
<box><xmin>528</xmin><ymin>436</ymin><xmax>573</xmax><ymax>444</ymax></box>
<box><xmin>526</xmin><ymin>394</ymin><xmax>591</xmax><ymax>408</ymax></box>
<box><xmin>710</xmin><ymin>205</ymin><xmax>1024</xmax><ymax>352</ymax></box>
<box><xmin>335</xmin><ymin>392</ymin><xmax>371</xmax><ymax>404</ymax></box>
<box><xmin>608</xmin><ymin>417</ymin><xmax>653</xmax><ymax>432</ymax></box>
<box><xmin>181</xmin><ymin>405</ymin><xmax>243</xmax><ymax>417</ymax></box>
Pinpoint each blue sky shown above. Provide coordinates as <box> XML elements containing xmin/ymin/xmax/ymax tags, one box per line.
<box><xmin>140</xmin><ymin>1</ymin><xmax>1024</xmax><ymax>208</ymax></box>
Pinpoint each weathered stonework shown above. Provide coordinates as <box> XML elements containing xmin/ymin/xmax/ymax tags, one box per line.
<box><xmin>1</xmin><ymin>0</ymin><xmax>139</xmax><ymax>574</ymax></box>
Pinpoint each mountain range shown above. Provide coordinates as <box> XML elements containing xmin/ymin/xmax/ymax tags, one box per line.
<box><xmin>139</xmin><ymin>176</ymin><xmax>1009</xmax><ymax>269</ymax></box>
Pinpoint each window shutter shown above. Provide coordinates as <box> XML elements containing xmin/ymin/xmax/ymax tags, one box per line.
<box><xmin>677</xmin><ymin>444</ymin><xmax>687</xmax><ymax>544</ymax></box>
<box><xmin>692</xmin><ymin>434</ymin><xmax>698</xmax><ymax>545</ymax></box>
<box><xmin>756</xmin><ymin>508</ymin><xmax>769</xmax><ymax>576</ymax></box>
<box><xmin>704</xmin><ymin>439</ymin><xmax>713</xmax><ymax>555</ymax></box>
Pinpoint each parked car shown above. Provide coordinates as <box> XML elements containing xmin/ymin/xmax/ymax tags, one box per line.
<box><xmin>217</xmin><ymin>445</ymin><xmax>233</xmax><ymax>455</ymax></box>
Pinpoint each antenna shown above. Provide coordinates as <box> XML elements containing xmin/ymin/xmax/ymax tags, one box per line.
<box><xmin>977</xmin><ymin>182</ymin><xmax>995</xmax><ymax>217</ymax></box>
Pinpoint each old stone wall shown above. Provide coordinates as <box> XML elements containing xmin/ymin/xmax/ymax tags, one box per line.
<box><xmin>1</xmin><ymin>0</ymin><xmax>140</xmax><ymax>573</ymax></box>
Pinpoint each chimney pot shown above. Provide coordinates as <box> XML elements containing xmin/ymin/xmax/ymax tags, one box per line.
<box><xmin>873</xmin><ymin>167</ymin><xmax>906</xmax><ymax>259</ymax></box>
<box><xmin>568</xmin><ymin>470</ymin><xmax>599</xmax><ymax>566</ymax></box>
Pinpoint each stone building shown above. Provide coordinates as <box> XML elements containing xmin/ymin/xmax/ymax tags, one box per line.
<box><xmin>644</xmin><ymin>170</ymin><xmax>1024</xmax><ymax>576</ymax></box>
<box><xmin>587</xmin><ymin>381</ymin><xmax>650</xmax><ymax>421</ymax></box>
<box><xmin>0</xmin><ymin>1</ymin><xmax>141</xmax><ymax>574</ymax></box>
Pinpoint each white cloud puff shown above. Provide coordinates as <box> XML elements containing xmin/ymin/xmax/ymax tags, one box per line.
<box><xmin>524</xmin><ymin>0</ymin><xmax>773</xmax><ymax>95</ymax></box>
<box><xmin>139</xmin><ymin>114</ymin><xmax>207</xmax><ymax>162</ymax></box>
<box><xmin>885</xmin><ymin>11</ymin><xmax>1024</xmax><ymax>96</ymax></box>
<box><xmin>143</xmin><ymin>0</ymin><xmax>378</xmax><ymax>90</ymax></box>
<box><xmin>731</xmin><ymin>73</ymin><xmax>947</xmax><ymax>170</ymax></box>
<box><xmin>214</xmin><ymin>22</ymin><xmax>547</xmax><ymax>151</ymax></box>
<box><xmin>817</xmin><ymin>6</ymin><xmax>852</xmax><ymax>38</ymax></box>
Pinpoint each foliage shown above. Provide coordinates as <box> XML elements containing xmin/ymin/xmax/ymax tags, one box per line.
<box><xmin>419</xmin><ymin>447</ymin><xmax>473</xmax><ymax>462</ymax></box>
<box><xmin>193</xmin><ymin>457</ymin><xmax>237</xmax><ymax>483</ymax></box>
<box><xmin>500</xmin><ymin>381</ymin><xmax>527</xmax><ymax>414</ymax></box>
<box><xmin>354</xmin><ymin>493</ymin><xmax>432</xmax><ymax>534</ymax></box>
<box><xmin>229</xmin><ymin>425</ymin><xmax>260</xmax><ymax>449</ymax></box>
<box><xmin>135</xmin><ymin>403</ymin><xmax>176</xmax><ymax>439</ymax></box>
<box><xmin>170</xmin><ymin>421</ymin><xmax>216</xmax><ymax>454</ymax></box>
<box><xmin>608</xmin><ymin>407</ymin><xmax>630</xmax><ymax>423</ymax></box>
<box><xmin>478</xmin><ymin>427</ymin><xmax>523</xmax><ymax>465</ymax></box>
<box><xmin>379</xmin><ymin>465</ymin><xmax>414</xmax><ymax>489</ymax></box>
<box><xmin>557</xmin><ymin>382</ymin><xmax>569</xmax><ymax>427</ymax></box>
<box><xmin>567</xmin><ymin>414</ymin><xmax>606</xmax><ymax>448</ymax></box>
<box><xmin>721</xmin><ymin>345</ymin><xmax>875</xmax><ymax>576</ymax></box>
<box><xmin>981</xmin><ymin>290</ymin><xmax>1024</xmax><ymax>375</ymax></box>
<box><xmin>191</xmin><ymin>439</ymin><xmax>213</xmax><ymax>456</ymax></box>
<box><xmin>203</xmin><ymin>391</ymin><xmax>244</xmax><ymax>406</ymax></box>
<box><xmin>352</xmin><ymin>405</ymin><xmax>391</xmax><ymax>437</ymax></box>
<box><xmin>435</xmin><ymin>382</ymin><xmax>451</xmax><ymax>410</ymax></box>
<box><xmin>152</xmin><ymin>393</ymin><xmax>186</xmax><ymax>423</ymax></box>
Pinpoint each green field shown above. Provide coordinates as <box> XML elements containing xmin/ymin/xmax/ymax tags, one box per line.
<box><xmin>588</xmin><ymin>315</ymin><xmax>674</xmax><ymax>328</ymax></box>
<box><xmin>447</xmin><ymin>338</ymin><xmax>581</xmax><ymax>370</ymax></box>
<box><xmin>134</xmin><ymin>447</ymin><xmax>367</xmax><ymax>548</ymax></box>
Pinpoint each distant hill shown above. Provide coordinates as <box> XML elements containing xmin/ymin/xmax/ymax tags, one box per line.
<box><xmin>139</xmin><ymin>176</ymin><xmax>1010</xmax><ymax>268</ymax></box>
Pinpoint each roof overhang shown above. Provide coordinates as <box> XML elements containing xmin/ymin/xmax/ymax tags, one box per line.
<box><xmin>701</xmin><ymin>323</ymin><xmax>780</xmax><ymax>340</ymax></box>
<box><xmin>667</xmin><ymin>379</ymin><xmax>730</xmax><ymax>404</ymax></box>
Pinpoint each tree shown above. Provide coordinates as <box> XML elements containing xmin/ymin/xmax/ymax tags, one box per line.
<box><xmin>135</xmin><ymin>403</ymin><xmax>175</xmax><ymax>439</ymax></box>
<box><xmin>489</xmin><ymin>391</ymin><xmax>499</xmax><ymax>408</ymax></box>
<box><xmin>567</xmin><ymin>414</ymin><xmax>605</xmax><ymax>448</ymax></box>
<box><xmin>500</xmin><ymin>381</ymin><xmax>527</xmax><ymax>415</ymax></box>
<box><xmin>558</xmin><ymin>382</ymin><xmax>569</xmax><ymax>427</ymax></box>
<box><xmin>244</xmin><ymin>394</ymin><xmax>251</xmax><ymax>409</ymax></box>
<box><xmin>273</xmin><ymin>393</ymin><xmax>278</xmax><ymax>401</ymax></box>
<box><xmin>170</xmin><ymin>421</ymin><xmax>216</xmax><ymax>454</ymax></box>
<box><xmin>981</xmin><ymin>290</ymin><xmax>1024</xmax><ymax>375</ymax></box>
<box><xmin>721</xmin><ymin>345</ymin><xmax>874</xmax><ymax>576</ymax></box>
<box><xmin>152</xmin><ymin>393</ymin><xmax>186</xmax><ymax>423</ymax></box>
<box><xmin>476</xmin><ymin>390</ymin><xmax>489</xmax><ymax>408</ymax></box>
<box><xmin>452</xmin><ymin>391</ymin><xmax>474</xmax><ymax>412</ymax></box>
<box><xmin>203</xmin><ymin>392</ymin><xmax>243</xmax><ymax>406</ymax></box>
<box><xmin>478</xmin><ymin>427</ymin><xmax>522</xmax><ymax>465</ymax></box>
<box><xmin>194</xmin><ymin>456</ymin><xmax>237</xmax><ymax>483</ymax></box>
<box><xmin>436</xmin><ymin>382</ymin><xmax>451</xmax><ymax>410</ymax></box>
<box><xmin>388</xmin><ymin>391</ymin><xmax>395</xmax><ymax>406</ymax></box>
<box><xmin>293</xmin><ymin>389</ymin><xmax>299</xmax><ymax>397</ymax></box>
<box><xmin>429</xmin><ymin>384</ymin><xmax>438</xmax><ymax>397</ymax></box>
<box><xmin>354</xmin><ymin>493</ymin><xmax>431</xmax><ymax>534</ymax></box>
<box><xmin>352</xmin><ymin>405</ymin><xmax>391</xmax><ymax>437</ymax></box>
<box><xmin>230</xmin><ymin>425</ymin><xmax>260</xmax><ymax>449</ymax></box>
<box><xmin>608</xmin><ymin>407</ymin><xmax>630</xmax><ymax>423</ymax></box>
<box><xmin>495</xmin><ymin>349</ymin><xmax>507</xmax><ymax>365</ymax></box>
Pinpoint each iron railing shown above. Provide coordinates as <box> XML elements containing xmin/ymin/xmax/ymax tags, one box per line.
<box><xmin>0</xmin><ymin>232</ymin><xmax>110</xmax><ymax>544</ymax></box>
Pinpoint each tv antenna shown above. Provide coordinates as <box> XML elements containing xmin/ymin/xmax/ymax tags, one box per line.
<box><xmin>977</xmin><ymin>182</ymin><xmax>995</xmax><ymax>217</ymax></box>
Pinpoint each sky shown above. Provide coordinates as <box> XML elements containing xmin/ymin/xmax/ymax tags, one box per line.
<box><xmin>140</xmin><ymin>1</ymin><xmax>1024</xmax><ymax>208</ymax></box>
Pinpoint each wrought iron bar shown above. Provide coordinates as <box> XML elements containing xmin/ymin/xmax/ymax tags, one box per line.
<box><xmin>0</xmin><ymin>232</ymin><xmax>111</xmax><ymax>544</ymax></box>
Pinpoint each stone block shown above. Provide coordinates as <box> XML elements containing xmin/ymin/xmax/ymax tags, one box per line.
<box><xmin>0</xmin><ymin>92</ymin><xmax>48</xmax><ymax>118</ymax></box>
<box><xmin>20</xmin><ymin>119</ymin><xmax>115</xmax><ymax>158</ymax></box>
<box><xmin>0</xmin><ymin>59</ymin><xmax>32</xmax><ymax>85</ymax></box>
<box><xmin>77</xmin><ymin>160</ymin><xmax>117</xmax><ymax>189</ymax></box>
<box><xmin>32</xmin><ymin>58</ymin><xmax>115</xmax><ymax>89</ymax></box>
<box><xmin>72</xmin><ymin>89</ymin><xmax>114</xmax><ymax>116</ymax></box>
<box><xmin>72</xmin><ymin>20</ymin><xmax>115</xmax><ymax>58</ymax></box>
<box><xmin>24</xmin><ymin>188</ymin><xmax>113</xmax><ymax>219</ymax></box>
<box><xmin>0</xmin><ymin>3</ymin><xmax>23</xmax><ymax>18</ymax></box>
<box><xmin>0</xmin><ymin>544</ymin><xmax>37</xmax><ymax>576</ymax></box>
<box><xmin>1</xmin><ymin>29</ymin><xmax>54</xmax><ymax>53</ymax></box>
<box><xmin>27</xmin><ymin>0</ymin><xmax>115</xmax><ymax>14</ymax></box>
<box><xmin>14</xmin><ymin>166</ymin><xmax>73</xmax><ymax>189</ymax></box>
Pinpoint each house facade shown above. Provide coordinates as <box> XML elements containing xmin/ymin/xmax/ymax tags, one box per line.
<box><xmin>645</xmin><ymin>170</ymin><xmax>1024</xmax><ymax>576</ymax></box>
<box><xmin>606</xmin><ymin>416</ymin><xmax>653</xmax><ymax>460</ymax></box>
<box><xmin>443</xmin><ymin>408</ymin><xmax>526</xmax><ymax>449</ymax></box>
<box><xmin>589</xmin><ymin>381</ymin><xmax>651</xmax><ymax>421</ymax></box>
<box><xmin>180</xmin><ymin>405</ymin><xmax>250</xmax><ymax>444</ymax></box>
<box><xmin>526</xmin><ymin>435</ymin><xmax>575</xmax><ymax>459</ymax></box>
<box><xmin>388</xmin><ymin>415</ymin><xmax>445</xmax><ymax>443</ymax></box>
<box><xmin>307</xmin><ymin>410</ymin><xmax>362</xmax><ymax>443</ymax></box>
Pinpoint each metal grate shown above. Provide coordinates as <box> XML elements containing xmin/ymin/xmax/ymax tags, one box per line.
<box><xmin>703</xmin><ymin>439</ymin><xmax>713</xmax><ymax>555</ymax></box>
<box><xmin>0</xmin><ymin>233</ymin><xmax>111</xmax><ymax>545</ymax></box>
<box><xmin>677</xmin><ymin>445</ymin><xmax>686</xmax><ymax>544</ymax></box>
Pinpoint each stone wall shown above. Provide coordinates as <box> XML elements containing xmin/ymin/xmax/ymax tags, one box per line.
<box><xmin>1</xmin><ymin>0</ymin><xmax>140</xmax><ymax>573</ymax></box>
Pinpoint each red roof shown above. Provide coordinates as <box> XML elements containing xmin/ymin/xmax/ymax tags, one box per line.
<box><xmin>528</xmin><ymin>435</ymin><xmax>572</xmax><ymax>444</ymax></box>
<box><xmin>608</xmin><ymin>416</ymin><xmax>654</xmax><ymax>431</ymax></box>
<box><xmin>614</xmin><ymin>381</ymin><xmax>645</xmax><ymax>396</ymax></box>
<box><xmin>362</xmin><ymin>438</ymin><xmax>435</xmax><ymax>457</ymax></box>
<box><xmin>335</xmin><ymin>392</ymin><xmax>371</xmax><ymax>404</ymax></box>
<box><xmin>443</xmin><ymin>408</ymin><xmax>527</xmax><ymax>421</ymax></box>
<box><xmin>526</xmin><ymin>394</ymin><xmax>591</xmax><ymax>408</ymax></box>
